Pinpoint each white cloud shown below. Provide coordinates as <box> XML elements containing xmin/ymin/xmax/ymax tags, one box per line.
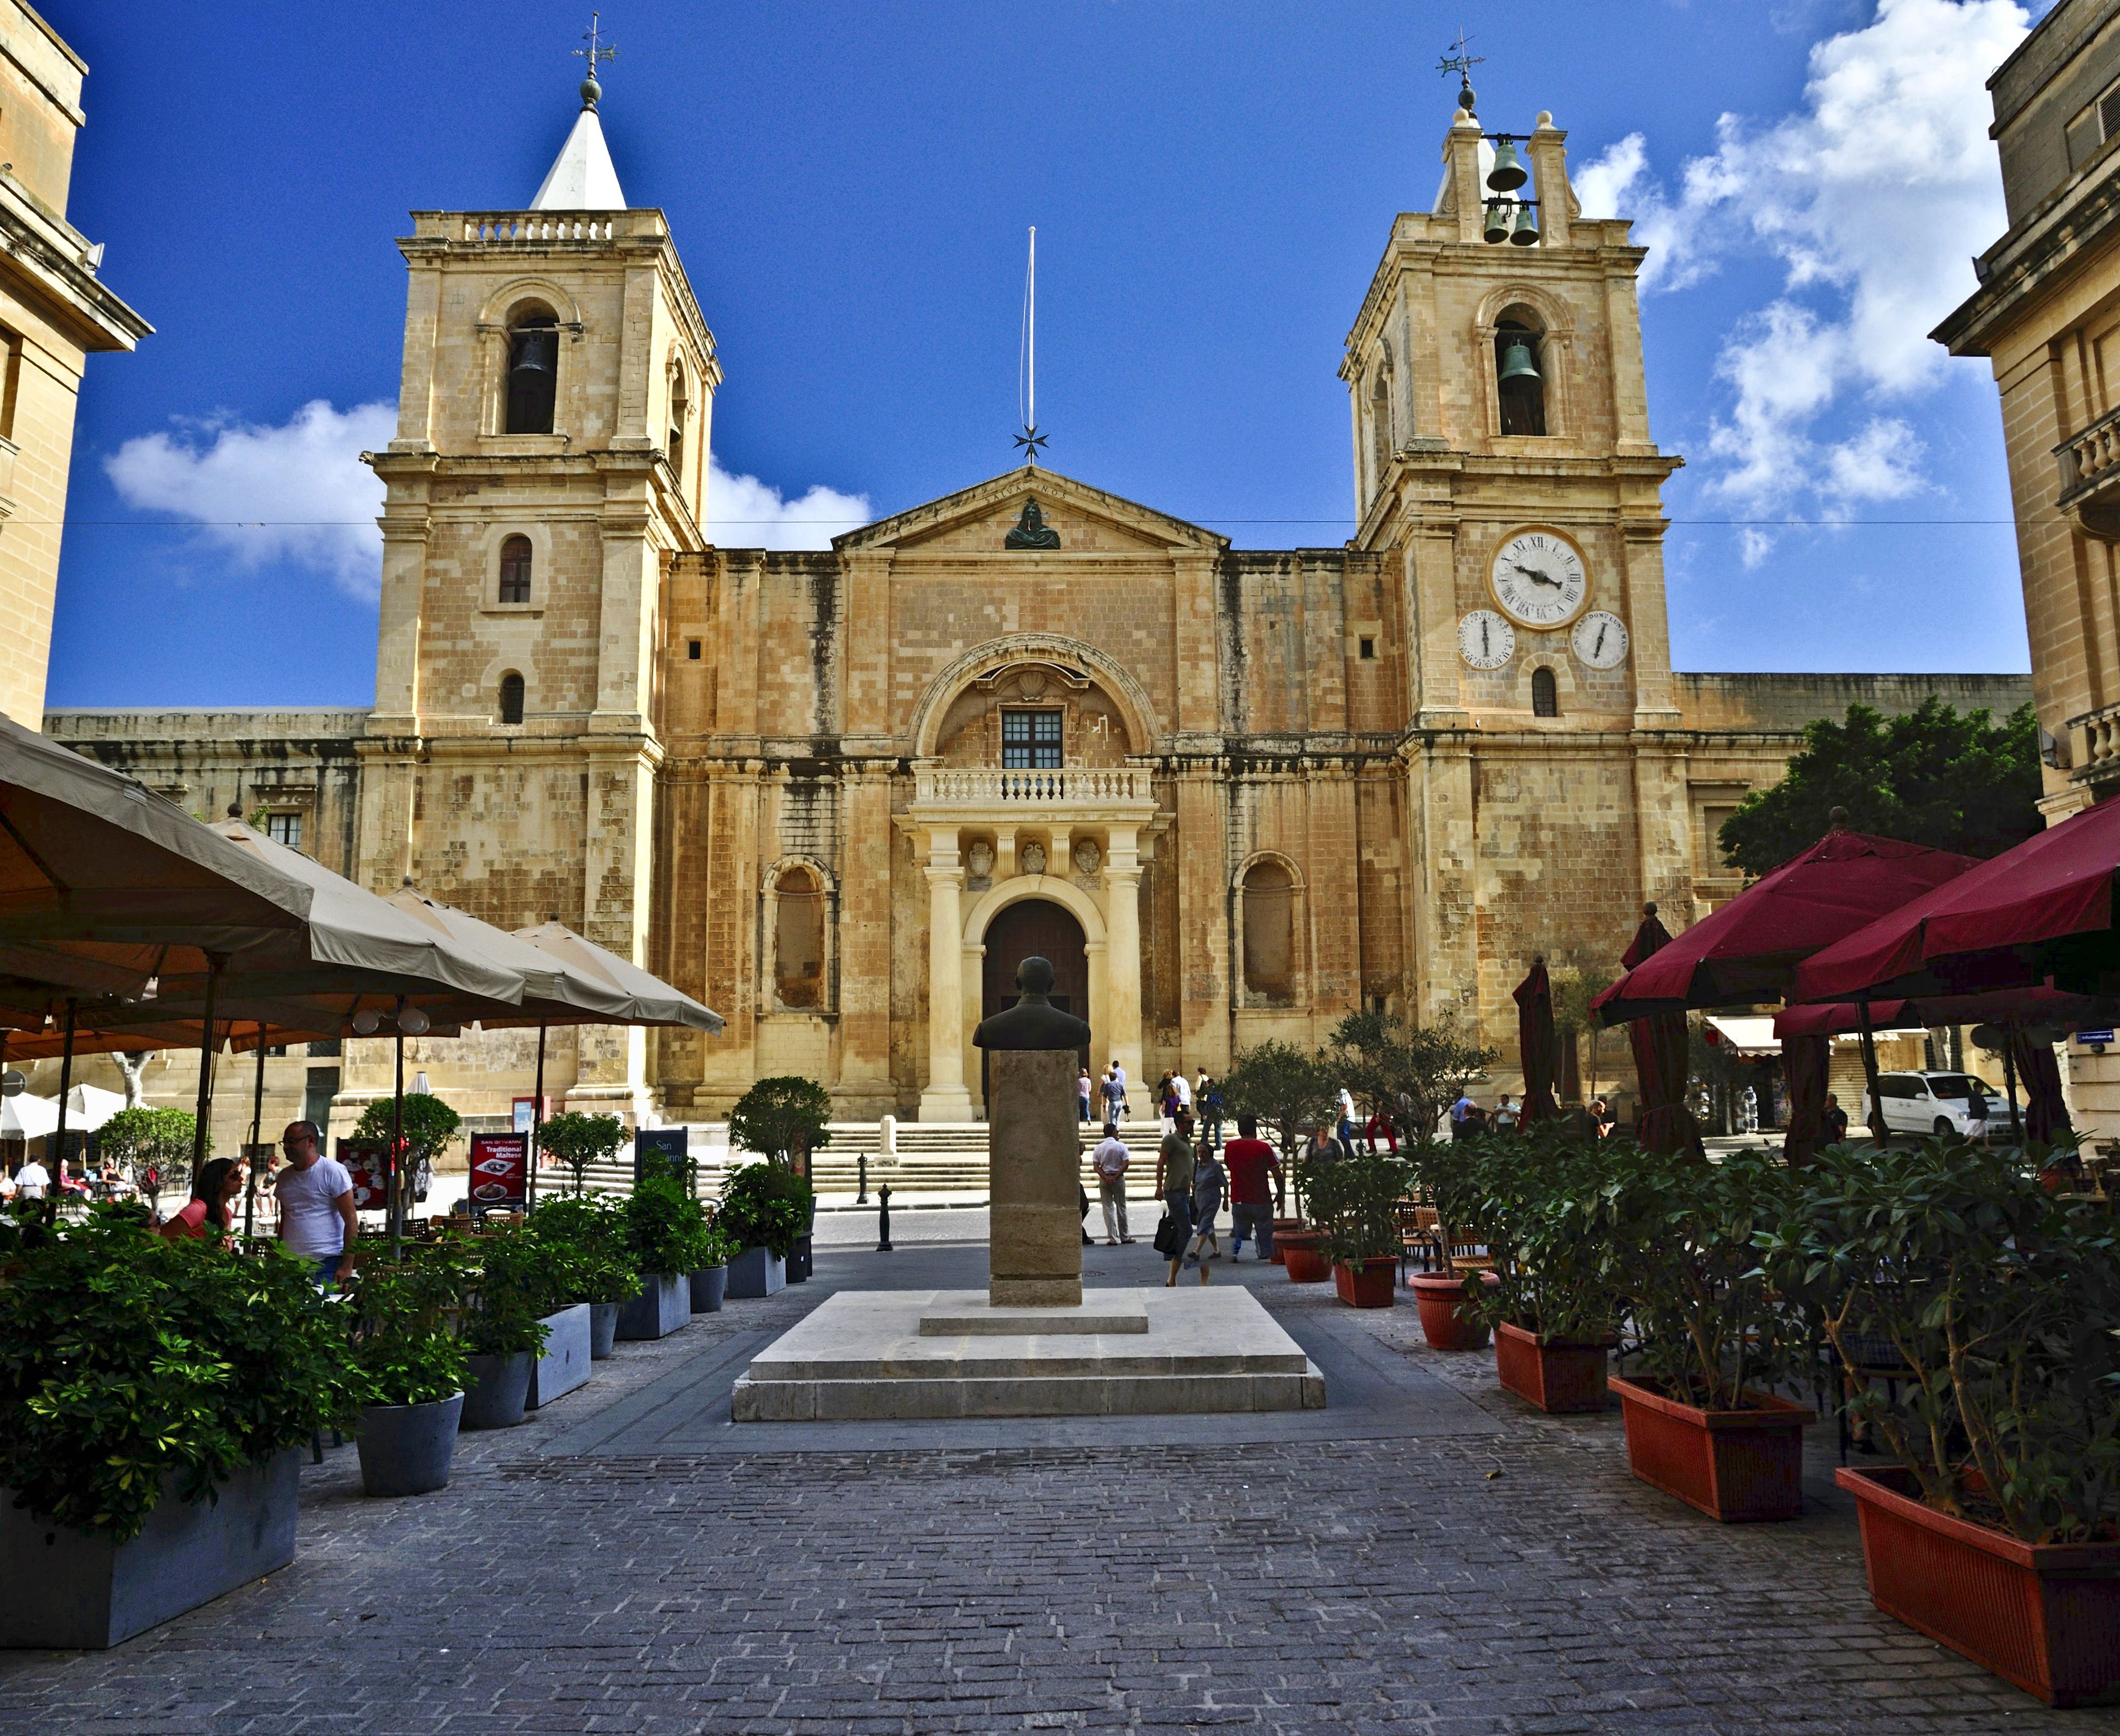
<box><xmin>1579</xmin><ymin>0</ymin><xmax>2027</xmax><ymax>512</ymax></box>
<box><xmin>104</xmin><ymin>399</ymin><xmax>395</xmax><ymax>598</ymax></box>
<box><xmin>702</xmin><ymin>455</ymin><xmax>870</xmax><ymax>549</ymax></box>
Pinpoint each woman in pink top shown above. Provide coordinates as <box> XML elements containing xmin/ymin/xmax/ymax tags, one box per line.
<box><xmin>161</xmin><ymin>1157</ymin><xmax>242</xmax><ymax>1247</ymax></box>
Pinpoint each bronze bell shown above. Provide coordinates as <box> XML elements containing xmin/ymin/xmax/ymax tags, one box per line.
<box><xmin>1510</xmin><ymin>201</ymin><xmax>1541</xmax><ymax>246</ymax></box>
<box><xmin>1487</xmin><ymin>137</ymin><xmax>1528</xmax><ymax>193</ymax></box>
<box><xmin>1483</xmin><ymin>200</ymin><xmax>1512</xmax><ymax>245</ymax></box>
<box><xmin>1499</xmin><ymin>338</ymin><xmax>1541</xmax><ymax>384</ymax></box>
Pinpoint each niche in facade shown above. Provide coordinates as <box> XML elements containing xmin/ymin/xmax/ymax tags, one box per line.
<box><xmin>774</xmin><ymin>867</ymin><xmax>826</xmax><ymax>1009</ymax></box>
<box><xmin>1242</xmin><ymin>859</ymin><xmax>1298</xmax><ymax>1004</ymax></box>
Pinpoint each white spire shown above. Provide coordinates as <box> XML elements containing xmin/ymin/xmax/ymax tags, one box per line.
<box><xmin>530</xmin><ymin>104</ymin><xmax>626</xmax><ymax>210</ymax></box>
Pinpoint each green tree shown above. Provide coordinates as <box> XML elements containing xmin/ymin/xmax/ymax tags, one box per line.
<box><xmin>1718</xmin><ymin>698</ymin><xmax>2041</xmax><ymax>877</ymax></box>
<box><xmin>727</xmin><ymin>1076</ymin><xmax>833</xmax><ymax>1169</ymax></box>
<box><xmin>1324</xmin><ymin>1009</ymin><xmax>1497</xmax><ymax>1145</ymax></box>
<box><xmin>1221</xmin><ymin>1041</ymin><xmax>1339</xmax><ymax>1177</ymax></box>
<box><xmin>1551</xmin><ymin>963</ymin><xmax>1616</xmax><ymax>1103</ymax></box>
<box><xmin>97</xmin><ymin>1106</ymin><xmax>196</xmax><ymax>1207</ymax></box>
<box><xmin>354</xmin><ymin>1093</ymin><xmax>461</xmax><ymax>1171</ymax></box>
<box><xmin>534</xmin><ymin>1112</ymin><xmax>627</xmax><ymax>1197</ymax></box>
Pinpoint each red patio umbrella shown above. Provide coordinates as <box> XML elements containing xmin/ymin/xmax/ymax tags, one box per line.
<box><xmin>1616</xmin><ymin>905</ymin><xmax>1701</xmax><ymax>1156</ymax></box>
<box><xmin>1594</xmin><ymin>830</ymin><xmax>1977</xmax><ymax>1023</ymax></box>
<box><xmin>1512</xmin><ymin>958</ymin><xmax>1559</xmax><ymax>1125</ymax></box>
<box><xmin>1793</xmin><ymin>796</ymin><xmax>2120</xmax><ymax>1007</ymax></box>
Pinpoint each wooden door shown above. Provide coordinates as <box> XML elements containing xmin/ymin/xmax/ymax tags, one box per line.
<box><xmin>980</xmin><ymin>898</ymin><xmax>1091</xmax><ymax>1107</ymax></box>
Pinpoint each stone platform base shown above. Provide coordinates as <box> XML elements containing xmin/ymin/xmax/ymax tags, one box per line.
<box><xmin>731</xmin><ymin>1288</ymin><xmax>1327</xmax><ymax>1421</ymax></box>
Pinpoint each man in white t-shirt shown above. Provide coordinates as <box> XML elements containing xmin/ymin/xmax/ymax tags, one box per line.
<box><xmin>1170</xmin><ymin>1071</ymin><xmax>1192</xmax><ymax>1113</ymax></box>
<box><xmin>1090</xmin><ymin>1123</ymin><xmax>1133</xmax><ymax>1245</ymax></box>
<box><xmin>12</xmin><ymin>1158</ymin><xmax>49</xmax><ymax>1201</ymax></box>
<box><xmin>274</xmin><ymin>1121</ymin><xmax>357</xmax><ymax>1288</ymax></box>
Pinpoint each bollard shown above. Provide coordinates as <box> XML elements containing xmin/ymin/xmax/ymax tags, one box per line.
<box><xmin>857</xmin><ymin>1149</ymin><xmax>868</xmax><ymax>1204</ymax></box>
<box><xmin>876</xmin><ymin>1182</ymin><xmax>894</xmax><ymax>1252</ymax></box>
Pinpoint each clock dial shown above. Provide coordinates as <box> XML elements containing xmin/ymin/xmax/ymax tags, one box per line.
<box><xmin>1570</xmin><ymin>611</ymin><xmax>1629</xmax><ymax>671</ymax></box>
<box><xmin>1457</xmin><ymin>609</ymin><xmax>1515</xmax><ymax>671</ymax></box>
<box><xmin>1490</xmin><ymin>529</ymin><xmax>1589</xmax><ymax>629</ymax></box>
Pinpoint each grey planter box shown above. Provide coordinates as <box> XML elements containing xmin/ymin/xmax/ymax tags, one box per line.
<box><xmin>461</xmin><ymin>1351</ymin><xmax>533</xmax><ymax>1430</ymax></box>
<box><xmin>726</xmin><ymin>1246</ymin><xmax>785</xmax><ymax>1299</ymax></box>
<box><xmin>690</xmin><ymin>1265</ymin><xmax>727</xmax><ymax>1312</ymax></box>
<box><xmin>0</xmin><ymin>1449</ymin><xmax>300</xmax><ymax>1649</ymax></box>
<box><xmin>358</xmin><ymin>1393</ymin><xmax>463</xmax><ymax>1497</ymax></box>
<box><xmin>588</xmin><ymin>1302</ymin><xmax>620</xmax><ymax>1359</ymax></box>
<box><xmin>615</xmin><ymin>1272</ymin><xmax>688</xmax><ymax>1339</ymax></box>
<box><xmin>527</xmin><ymin>1304</ymin><xmax>592</xmax><ymax>1408</ymax></box>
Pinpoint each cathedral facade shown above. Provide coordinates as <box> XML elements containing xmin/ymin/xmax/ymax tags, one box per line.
<box><xmin>48</xmin><ymin>93</ymin><xmax>2028</xmax><ymax>1134</ymax></box>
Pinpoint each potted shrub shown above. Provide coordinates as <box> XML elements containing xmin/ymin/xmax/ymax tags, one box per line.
<box><xmin>692</xmin><ymin>1220</ymin><xmax>736</xmax><ymax>1313</ymax></box>
<box><xmin>718</xmin><ymin>1160</ymin><xmax>811</xmax><ymax>1298</ymax></box>
<box><xmin>728</xmin><ymin>1077</ymin><xmax>831</xmax><ymax>1281</ymax></box>
<box><xmin>525</xmin><ymin>1195</ymin><xmax>639</xmax><ymax>1360</ymax></box>
<box><xmin>1307</xmin><ymin>1150</ymin><xmax>1411</xmax><ymax>1307</ymax></box>
<box><xmin>347</xmin><ymin>1255</ymin><xmax>470</xmax><ymax>1498</ymax></box>
<box><xmin>617</xmin><ymin>1174</ymin><xmax>706</xmax><ymax>1338</ymax></box>
<box><xmin>1607</xmin><ymin>1144</ymin><xmax>1812</xmax><ymax>1522</ymax></box>
<box><xmin>1446</xmin><ymin>1130</ymin><xmax>1622</xmax><ymax>1412</ymax></box>
<box><xmin>0</xmin><ymin>1207</ymin><xmax>362</xmax><ymax>1647</ymax></box>
<box><xmin>440</xmin><ymin>1231</ymin><xmax>552</xmax><ymax>1429</ymax></box>
<box><xmin>1764</xmin><ymin>1138</ymin><xmax>2120</xmax><ymax>1706</ymax></box>
<box><xmin>1404</xmin><ymin>1139</ymin><xmax>1498</xmax><ymax>1351</ymax></box>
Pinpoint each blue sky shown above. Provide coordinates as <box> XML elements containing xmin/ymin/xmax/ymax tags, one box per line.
<box><xmin>45</xmin><ymin>0</ymin><xmax>2045</xmax><ymax>707</ymax></box>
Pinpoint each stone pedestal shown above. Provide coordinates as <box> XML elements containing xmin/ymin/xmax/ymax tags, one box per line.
<box><xmin>987</xmin><ymin>1048</ymin><xmax>1082</xmax><ymax>1306</ymax></box>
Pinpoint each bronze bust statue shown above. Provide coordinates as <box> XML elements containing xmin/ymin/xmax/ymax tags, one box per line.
<box><xmin>1004</xmin><ymin>499</ymin><xmax>1062</xmax><ymax>550</ymax></box>
<box><xmin>973</xmin><ymin>955</ymin><xmax>1091</xmax><ymax>1050</ymax></box>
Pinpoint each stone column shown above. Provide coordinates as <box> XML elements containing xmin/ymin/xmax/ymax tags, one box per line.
<box><xmin>1104</xmin><ymin>827</ymin><xmax>1144</xmax><ymax>1088</ymax></box>
<box><xmin>919</xmin><ymin>834</ymin><xmax>974</xmax><ymax>1121</ymax></box>
<box><xmin>987</xmin><ymin>1048</ymin><xmax>1083</xmax><ymax>1306</ymax></box>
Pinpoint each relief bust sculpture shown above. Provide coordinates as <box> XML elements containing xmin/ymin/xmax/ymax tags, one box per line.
<box><xmin>1004</xmin><ymin>499</ymin><xmax>1062</xmax><ymax>550</ymax></box>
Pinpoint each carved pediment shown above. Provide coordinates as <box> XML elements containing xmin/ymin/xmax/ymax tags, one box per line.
<box><xmin>834</xmin><ymin>466</ymin><xmax>1228</xmax><ymax>556</ymax></box>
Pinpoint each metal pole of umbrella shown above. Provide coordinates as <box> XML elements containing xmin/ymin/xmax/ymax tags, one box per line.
<box><xmin>528</xmin><ymin>1021</ymin><xmax>546</xmax><ymax>1212</ymax></box>
<box><xmin>390</xmin><ymin>998</ymin><xmax>406</xmax><ymax>1259</ymax></box>
<box><xmin>245</xmin><ymin>1023</ymin><xmax>266</xmax><ymax>1242</ymax></box>
<box><xmin>46</xmin><ymin>997</ymin><xmax>74</xmax><ymax>1226</ymax></box>
<box><xmin>1855</xmin><ymin>996</ymin><xmax>1886</xmax><ymax>1146</ymax></box>
<box><xmin>193</xmin><ymin>954</ymin><xmax>224</xmax><ymax>1175</ymax></box>
<box><xmin>2003</xmin><ymin>1034</ymin><xmax>2022</xmax><ymax>1143</ymax></box>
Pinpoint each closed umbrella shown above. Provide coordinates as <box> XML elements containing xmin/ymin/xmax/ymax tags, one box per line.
<box><xmin>1512</xmin><ymin>957</ymin><xmax>1559</xmax><ymax>1124</ymax></box>
<box><xmin>1616</xmin><ymin>904</ymin><xmax>1700</xmax><ymax>1156</ymax></box>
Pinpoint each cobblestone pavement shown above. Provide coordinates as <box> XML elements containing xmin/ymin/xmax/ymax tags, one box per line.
<box><xmin>0</xmin><ymin>1220</ymin><xmax>2100</xmax><ymax>1735</ymax></box>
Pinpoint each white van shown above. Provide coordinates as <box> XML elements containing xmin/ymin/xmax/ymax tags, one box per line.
<box><xmin>1860</xmin><ymin>1071</ymin><xmax>1993</xmax><ymax>1140</ymax></box>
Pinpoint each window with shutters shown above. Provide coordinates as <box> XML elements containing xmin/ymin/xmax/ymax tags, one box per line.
<box><xmin>1531</xmin><ymin>666</ymin><xmax>1559</xmax><ymax>717</ymax></box>
<box><xmin>498</xmin><ymin>672</ymin><xmax>525</xmax><ymax>725</ymax></box>
<box><xmin>1001</xmin><ymin>709</ymin><xmax>1063</xmax><ymax>768</ymax></box>
<box><xmin>498</xmin><ymin>535</ymin><xmax>532</xmax><ymax>604</ymax></box>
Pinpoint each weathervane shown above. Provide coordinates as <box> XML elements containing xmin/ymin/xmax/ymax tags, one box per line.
<box><xmin>1014</xmin><ymin>226</ymin><xmax>1048</xmax><ymax>466</ymax></box>
<box><xmin>575</xmin><ymin>11</ymin><xmax>619</xmax><ymax>108</ymax></box>
<box><xmin>1436</xmin><ymin>27</ymin><xmax>1484</xmax><ymax>116</ymax></box>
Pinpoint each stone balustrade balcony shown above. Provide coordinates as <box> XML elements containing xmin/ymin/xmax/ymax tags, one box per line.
<box><xmin>911</xmin><ymin>765</ymin><xmax>1159</xmax><ymax>819</ymax></box>
<box><xmin>410</xmin><ymin>210</ymin><xmax>668</xmax><ymax>248</ymax></box>
<box><xmin>2065</xmin><ymin>699</ymin><xmax>2120</xmax><ymax>786</ymax></box>
<box><xmin>2055</xmin><ymin>403</ymin><xmax>2120</xmax><ymax>539</ymax></box>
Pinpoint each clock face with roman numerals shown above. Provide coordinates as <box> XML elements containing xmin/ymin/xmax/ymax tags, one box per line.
<box><xmin>1490</xmin><ymin>528</ymin><xmax>1590</xmax><ymax>630</ymax></box>
<box><xmin>1457</xmin><ymin>609</ymin><xmax>1515</xmax><ymax>671</ymax></box>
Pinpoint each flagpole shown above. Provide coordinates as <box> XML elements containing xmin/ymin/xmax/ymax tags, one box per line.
<box><xmin>1027</xmin><ymin>226</ymin><xmax>1035</xmax><ymax>438</ymax></box>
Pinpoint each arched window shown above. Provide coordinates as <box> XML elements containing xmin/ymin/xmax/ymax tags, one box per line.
<box><xmin>774</xmin><ymin>867</ymin><xmax>826</xmax><ymax>1008</ymax></box>
<box><xmin>1369</xmin><ymin>369</ymin><xmax>1392</xmax><ymax>485</ymax></box>
<box><xmin>1495</xmin><ymin>315</ymin><xmax>1547</xmax><ymax>437</ymax></box>
<box><xmin>506</xmin><ymin>312</ymin><xmax>559</xmax><ymax>434</ymax></box>
<box><xmin>1242</xmin><ymin>859</ymin><xmax>1297</xmax><ymax>1004</ymax></box>
<box><xmin>667</xmin><ymin>368</ymin><xmax>688</xmax><ymax>478</ymax></box>
<box><xmin>1532</xmin><ymin>666</ymin><xmax>1559</xmax><ymax>717</ymax></box>
<box><xmin>498</xmin><ymin>535</ymin><xmax>532</xmax><ymax>604</ymax></box>
<box><xmin>498</xmin><ymin>672</ymin><xmax>525</xmax><ymax>725</ymax></box>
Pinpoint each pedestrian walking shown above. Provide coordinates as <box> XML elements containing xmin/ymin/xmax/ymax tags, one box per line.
<box><xmin>162</xmin><ymin>1157</ymin><xmax>242</xmax><ymax>1247</ymax></box>
<box><xmin>1077</xmin><ymin>1066</ymin><xmax>1093</xmax><ymax>1123</ymax></box>
<box><xmin>1154</xmin><ymin>1109</ymin><xmax>1198</xmax><ymax>1287</ymax></box>
<box><xmin>1197</xmin><ymin>1072</ymin><xmax>1224</xmax><ymax>1148</ymax></box>
<box><xmin>274</xmin><ymin>1120</ymin><xmax>357</xmax><ymax>1290</ymax></box>
<box><xmin>11</xmin><ymin>1154</ymin><xmax>49</xmax><ymax>1201</ymax></box>
<box><xmin>1222</xmin><ymin>1114</ymin><xmax>1281</xmax><ymax>1259</ymax></box>
<box><xmin>1336</xmin><ymin>1085</ymin><xmax>1358</xmax><ymax>1151</ymax></box>
<box><xmin>1103</xmin><ymin>1061</ymin><xmax>1129</xmax><ymax>1122</ymax></box>
<box><xmin>1189</xmin><ymin>1136</ymin><xmax>1225</xmax><ymax>1266</ymax></box>
<box><xmin>1171</xmin><ymin>1069</ymin><xmax>1192</xmax><ymax>1115</ymax></box>
<box><xmin>1091</xmin><ymin>1122</ymin><xmax>1133</xmax><ymax>1244</ymax></box>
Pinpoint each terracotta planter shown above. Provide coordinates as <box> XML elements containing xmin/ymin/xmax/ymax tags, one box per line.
<box><xmin>1332</xmin><ymin>1257</ymin><xmax>1398</xmax><ymax>1308</ymax></box>
<box><xmin>1269</xmin><ymin>1218</ymin><xmax>1305</xmax><ymax>1266</ymax></box>
<box><xmin>1494</xmin><ymin>1321</ymin><xmax>1609</xmax><ymax>1413</ymax></box>
<box><xmin>1837</xmin><ymin>1465</ymin><xmax>2120</xmax><ymax>1707</ymax></box>
<box><xmin>1410</xmin><ymin>1269</ymin><xmax>1495</xmax><ymax>1350</ymax></box>
<box><xmin>1610</xmin><ymin>1375</ymin><xmax>1814</xmax><ymax>1522</ymax></box>
<box><xmin>1278</xmin><ymin>1229</ymin><xmax>1330</xmax><ymax>1284</ymax></box>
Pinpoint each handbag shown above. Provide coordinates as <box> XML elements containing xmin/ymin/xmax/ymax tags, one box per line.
<box><xmin>1152</xmin><ymin>1212</ymin><xmax>1181</xmax><ymax>1257</ymax></box>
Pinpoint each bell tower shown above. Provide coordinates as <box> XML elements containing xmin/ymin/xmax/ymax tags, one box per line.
<box><xmin>355</xmin><ymin>70</ymin><xmax>719</xmax><ymax>1116</ymax></box>
<box><xmin>1346</xmin><ymin>84</ymin><xmax>1690</xmax><ymax>1023</ymax></box>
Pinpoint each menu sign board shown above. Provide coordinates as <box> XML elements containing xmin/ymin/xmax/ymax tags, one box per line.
<box><xmin>467</xmin><ymin>1133</ymin><xmax>529</xmax><ymax>1207</ymax></box>
<box><xmin>635</xmin><ymin>1126</ymin><xmax>689</xmax><ymax>1188</ymax></box>
<box><xmin>337</xmin><ymin>1139</ymin><xmax>392</xmax><ymax>1212</ymax></box>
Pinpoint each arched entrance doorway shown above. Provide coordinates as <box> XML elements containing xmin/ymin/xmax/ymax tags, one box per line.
<box><xmin>980</xmin><ymin>898</ymin><xmax>1091</xmax><ymax>1109</ymax></box>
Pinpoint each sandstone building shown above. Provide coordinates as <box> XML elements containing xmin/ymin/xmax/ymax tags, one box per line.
<box><xmin>49</xmin><ymin>86</ymin><xmax>2027</xmax><ymax>1134</ymax></box>
<box><xmin>0</xmin><ymin>0</ymin><xmax>148</xmax><ymax>727</ymax></box>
